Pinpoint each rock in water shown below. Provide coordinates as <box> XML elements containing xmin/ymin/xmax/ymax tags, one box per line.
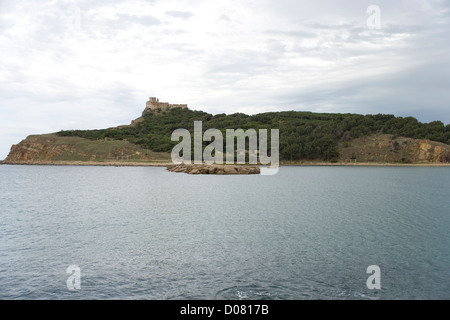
<box><xmin>166</xmin><ymin>164</ymin><xmax>260</xmax><ymax>175</ymax></box>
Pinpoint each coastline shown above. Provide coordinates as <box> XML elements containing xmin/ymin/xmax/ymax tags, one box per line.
<box><xmin>281</xmin><ymin>161</ymin><xmax>450</xmax><ymax>167</ymax></box>
<box><xmin>0</xmin><ymin>160</ymin><xmax>171</xmax><ymax>167</ymax></box>
<box><xmin>1</xmin><ymin>160</ymin><xmax>450</xmax><ymax>167</ymax></box>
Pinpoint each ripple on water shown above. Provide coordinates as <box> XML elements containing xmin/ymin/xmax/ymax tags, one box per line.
<box><xmin>215</xmin><ymin>285</ymin><xmax>292</xmax><ymax>300</ymax></box>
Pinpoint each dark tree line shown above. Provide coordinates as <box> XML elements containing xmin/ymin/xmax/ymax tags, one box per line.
<box><xmin>57</xmin><ymin>108</ymin><xmax>450</xmax><ymax>161</ymax></box>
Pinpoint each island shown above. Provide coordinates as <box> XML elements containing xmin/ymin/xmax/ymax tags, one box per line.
<box><xmin>2</xmin><ymin>97</ymin><xmax>449</xmax><ymax>169</ymax></box>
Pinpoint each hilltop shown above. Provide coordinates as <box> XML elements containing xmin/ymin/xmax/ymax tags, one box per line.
<box><xmin>2</xmin><ymin>97</ymin><xmax>450</xmax><ymax>165</ymax></box>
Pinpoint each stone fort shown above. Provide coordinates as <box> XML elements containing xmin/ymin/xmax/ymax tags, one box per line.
<box><xmin>144</xmin><ymin>97</ymin><xmax>188</xmax><ymax>113</ymax></box>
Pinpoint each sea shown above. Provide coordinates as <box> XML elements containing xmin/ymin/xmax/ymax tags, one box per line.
<box><xmin>0</xmin><ymin>165</ymin><xmax>449</xmax><ymax>300</ymax></box>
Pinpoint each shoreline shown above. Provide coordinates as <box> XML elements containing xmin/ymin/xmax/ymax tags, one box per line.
<box><xmin>0</xmin><ymin>160</ymin><xmax>171</xmax><ymax>167</ymax></box>
<box><xmin>281</xmin><ymin>162</ymin><xmax>450</xmax><ymax>167</ymax></box>
<box><xmin>1</xmin><ymin>160</ymin><xmax>450</xmax><ymax>167</ymax></box>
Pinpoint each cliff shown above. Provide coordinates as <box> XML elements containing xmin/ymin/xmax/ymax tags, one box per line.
<box><xmin>3</xmin><ymin>134</ymin><xmax>170</xmax><ymax>164</ymax></box>
<box><xmin>339</xmin><ymin>134</ymin><xmax>450</xmax><ymax>163</ymax></box>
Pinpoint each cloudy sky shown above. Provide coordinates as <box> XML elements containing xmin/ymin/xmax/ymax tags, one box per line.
<box><xmin>1</xmin><ymin>0</ymin><xmax>449</xmax><ymax>159</ymax></box>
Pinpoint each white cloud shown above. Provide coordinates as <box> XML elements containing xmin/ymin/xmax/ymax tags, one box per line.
<box><xmin>0</xmin><ymin>0</ymin><xmax>449</xmax><ymax>159</ymax></box>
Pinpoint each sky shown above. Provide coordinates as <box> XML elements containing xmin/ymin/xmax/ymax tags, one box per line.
<box><xmin>1</xmin><ymin>0</ymin><xmax>449</xmax><ymax>159</ymax></box>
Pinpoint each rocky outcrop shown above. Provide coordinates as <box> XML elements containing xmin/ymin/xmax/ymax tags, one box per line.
<box><xmin>166</xmin><ymin>163</ymin><xmax>261</xmax><ymax>175</ymax></box>
<box><xmin>339</xmin><ymin>134</ymin><xmax>450</xmax><ymax>163</ymax></box>
<box><xmin>5</xmin><ymin>135</ymin><xmax>75</xmax><ymax>162</ymax></box>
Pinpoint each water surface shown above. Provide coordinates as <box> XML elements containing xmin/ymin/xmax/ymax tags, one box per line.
<box><xmin>0</xmin><ymin>165</ymin><xmax>449</xmax><ymax>299</ymax></box>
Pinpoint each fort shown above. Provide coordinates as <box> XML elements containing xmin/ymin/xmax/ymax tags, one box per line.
<box><xmin>143</xmin><ymin>97</ymin><xmax>187</xmax><ymax>115</ymax></box>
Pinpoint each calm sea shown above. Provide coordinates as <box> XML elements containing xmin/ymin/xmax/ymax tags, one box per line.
<box><xmin>0</xmin><ymin>165</ymin><xmax>449</xmax><ymax>300</ymax></box>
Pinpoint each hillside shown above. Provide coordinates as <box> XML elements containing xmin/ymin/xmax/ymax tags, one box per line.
<box><xmin>2</xmin><ymin>97</ymin><xmax>450</xmax><ymax>165</ymax></box>
<box><xmin>3</xmin><ymin>134</ymin><xmax>171</xmax><ymax>164</ymax></box>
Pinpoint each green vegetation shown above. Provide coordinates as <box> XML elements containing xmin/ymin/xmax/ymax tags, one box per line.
<box><xmin>57</xmin><ymin>108</ymin><xmax>450</xmax><ymax>161</ymax></box>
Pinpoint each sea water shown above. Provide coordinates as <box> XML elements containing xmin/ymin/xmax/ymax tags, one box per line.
<box><xmin>0</xmin><ymin>165</ymin><xmax>449</xmax><ymax>299</ymax></box>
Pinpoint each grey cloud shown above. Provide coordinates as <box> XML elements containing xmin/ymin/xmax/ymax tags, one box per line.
<box><xmin>159</xmin><ymin>28</ymin><xmax>188</xmax><ymax>35</ymax></box>
<box><xmin>205</xmin><ymin>49</ymin><xmax>276</xmax><ymax>78</ymax></box>
<box><xmin>116</xmin><ymin>13</ymin><xmax>161</xmax><ymax>26</ymax></box>
<box><xmin>382</xmin><ymin>23</ymin><xmax>430</xmax><ymax>35</ymax></box>
<box><xmin>265</xmin><ymin>29</ymin><xmax>317</xmax><ymax>38</ymax></box>
<box><xmin>165</xmin><ymin>10</ymin><xmax>193</xmax><ymax>20</ymax></box>
<box><xmin>306</xmin><ymin>22</ymin><xmax>359</xmax><ymax>30</ymax></box>
<box><xmin>219</xmin><ymin>14</ymin><xmax>231</xmax><ymax>22</ymax></box>
<box><xmin>278</xmin><ymin>57</ymin><xmax>450</xmax><ymax>124</ymax></box>
<box><xmin>0</xmin><ymin>14</ymin><xmax>12</xmax><ymax>32</ymax></box>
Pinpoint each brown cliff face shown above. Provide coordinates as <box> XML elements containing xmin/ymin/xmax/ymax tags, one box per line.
<box><xmin>339</xmin><ymin>134</ymin><xmax>450</xmax><ymax>163</ymax></box>
<box><xmin>5</xmin><ymin>135</ymin><xmax>75</xmax><ymax>162</ymax></box>
<box><xmin>3</xmin><ymin>134</ymin><xmax>171</xmax><ymax>163</ymax></box>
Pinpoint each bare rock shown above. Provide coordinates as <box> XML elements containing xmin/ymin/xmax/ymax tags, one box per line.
<box><xmin>166</xmin><ymin>164</ymin><xmax>260</xmax><ymax>175</ymax></box>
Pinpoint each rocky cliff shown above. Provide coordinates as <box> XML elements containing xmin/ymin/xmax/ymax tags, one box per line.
<box><xmin>339</xmin><ymin>134</ymin><xmax>450</xmax><ymax>163</ymax></box>
<box><xmin>3</xmin><ymin>134</ymin><xmax>171</xmax><ymax>164</ymax></box>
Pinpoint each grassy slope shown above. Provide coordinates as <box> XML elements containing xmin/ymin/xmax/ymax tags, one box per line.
<box><xmin>5</xmin><ymin>134</ymin><xmax>171</xmax><ymax>162</ymax></box>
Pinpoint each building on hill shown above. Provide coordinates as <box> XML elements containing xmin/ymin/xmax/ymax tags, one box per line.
<box><xmin>143</xmin><ymin>97</ymin><xmax>188</xmax><ymax>114</ymax></box>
